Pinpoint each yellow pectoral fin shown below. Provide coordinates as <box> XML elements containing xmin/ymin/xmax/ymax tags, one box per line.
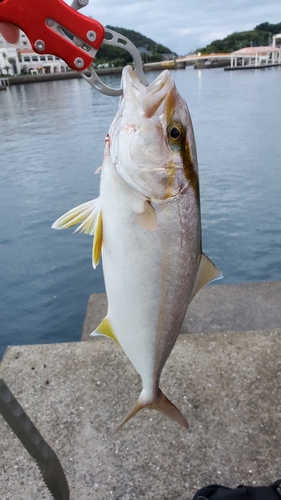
<box><xmin>92</xmin><ymin>210</ymin><xmax>103</xmax><ymax>268</ymax></box>
<box><xmin>52</xmin><ymin>198</ymin><xmax>103</xmax><ymax>269</ymax></box>
<box><xmin>90</xmin><ymin>317</ymin><xmax>119</xmax><ymax>345</ymax></box>
<box><xmin>52</xmin><ymin>198</ymin><xmax>101</xmax><ymax>235</ymax></box>
<box><xmin>133</xmin><ymin>200</ymin><xmax>157</xmax><ymax>231</ymax></box>
<box><xmin>191</xmin><ymin>253</ymin><xmax>223</xmax><ymax>301</ymax></box>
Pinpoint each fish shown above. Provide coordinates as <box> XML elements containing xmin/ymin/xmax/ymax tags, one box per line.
<box><xmin>52</xmin><ymin>65</ymin><xmax>222</xmax><ymax>430</ymax></box>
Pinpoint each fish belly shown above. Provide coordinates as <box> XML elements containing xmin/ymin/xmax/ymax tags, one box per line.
<box><xmin>100</xmin><ymin>163</ymin><xmax>200</xmax><ymax>396</ymax></box>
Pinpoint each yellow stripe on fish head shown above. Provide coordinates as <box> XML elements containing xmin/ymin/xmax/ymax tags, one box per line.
<box><xmin>165</xmin><ymin>88</ymin><xmax>199</xmax><ymax>203</ymax></box>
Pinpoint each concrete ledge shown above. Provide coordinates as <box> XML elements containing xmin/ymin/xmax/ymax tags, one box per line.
<box><xmin>82</xmin><ymin>281</ymin><xmax>281</xmax><ymax>340</ymax></box>
<box><xmin>1</xmin><ymin>330</ymin><xmax>281</xmax><ymax>499</ymax></box>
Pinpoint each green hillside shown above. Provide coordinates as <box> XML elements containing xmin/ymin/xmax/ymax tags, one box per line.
<box><xmin>94</xmin><ymin>26</ymin><xmax>174</xmax><ymax>67</ymax></box>
<box><xmin>196</xmin><ymin>22</ymin><xmax>281</xmax><ymax>53</ymax></box>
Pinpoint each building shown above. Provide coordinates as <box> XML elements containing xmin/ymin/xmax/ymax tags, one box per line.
<box><xmin>0</xmin><ymin>30</ymin><xmax>69</xmax><ymax>75</ymax></box>
<box><xmin>18</xmin><ymin>49</ymin><xmax>68</xmax><ymax>74</ymax></box>
<box><xmin>230</xmin><ymin>46</ymin><xmax>281</xmax><ymax>69</ymax></box>
<box><xmin>272</xmin><ymin>34</ymin><xmax>281</xmax><ymax>48</ymax></box>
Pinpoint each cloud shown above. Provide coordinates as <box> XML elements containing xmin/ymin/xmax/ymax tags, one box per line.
<box><xmin>67</xmin><ymin>0</ymin><xmax>281</xmax><ymax>54</ymax></box>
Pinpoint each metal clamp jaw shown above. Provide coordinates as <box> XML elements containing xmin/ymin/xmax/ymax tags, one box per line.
<box><xmin>82</xmin><ymin>27</ymin><xmax>148</xmax><ymax>95</ymax></box>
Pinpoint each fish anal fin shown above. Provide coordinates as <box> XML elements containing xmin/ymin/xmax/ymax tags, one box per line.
<box><xmin>191</xmin><ymin>253</ymin><xmax>223</xmax><ymax>301</ymax></box>
<box><xmin>92</xmin><ymin>210</ymin><xmax>103</xmax><ymax>268</ymax></box>
<box><xmin>133</xmin><ymin>200</ymin><xmax>157</xmax><ymax>231</ymax></box>
<box><xmin>90</xmin><ymin>317</ymin><xmax>119</xmax><ymax>345</ymax></box>
<box><xmin>114</xmin><ymin>389</ymin><xmax>188</xmax><ymax>433</ymax></box>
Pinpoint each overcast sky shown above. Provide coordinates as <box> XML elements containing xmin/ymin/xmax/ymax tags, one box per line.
<box><xmin>75</xmin><ymin>0</ymin><xmax>281</xmax><ymax>54</ymax></box>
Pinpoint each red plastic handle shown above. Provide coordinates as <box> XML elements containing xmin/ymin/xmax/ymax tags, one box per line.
<box><xmin>0</xmin><ymin>0</ymin><xmax>105</xmax><ymax>71</ymax></box>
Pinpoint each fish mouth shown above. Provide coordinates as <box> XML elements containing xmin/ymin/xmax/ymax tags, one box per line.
<box><xmin>122</xmin><ymin>65</ymin><xmax>175</xmax><ymax>118</ymax></box>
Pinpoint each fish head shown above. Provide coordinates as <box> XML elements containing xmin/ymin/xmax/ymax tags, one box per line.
<box><xmin>109</xmin><ymin>65</ymin><xmax>199</xmax><ymax>201</ymax></box>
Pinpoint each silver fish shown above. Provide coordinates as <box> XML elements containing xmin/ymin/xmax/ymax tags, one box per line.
<box><xmin>52</xmin><ymin>66</ymin><xmax>222</xmax><ymax>430</ymax></box>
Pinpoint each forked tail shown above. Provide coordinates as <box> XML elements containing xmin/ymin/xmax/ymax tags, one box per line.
<box><xmin>115</xmin><ymin>388</ymin><xmax>189</xmax><ymax>432</ymax></box>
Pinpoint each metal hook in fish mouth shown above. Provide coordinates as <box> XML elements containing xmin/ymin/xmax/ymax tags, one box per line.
<box><xmin>81</xmin><ymin>27</ymin><xmax>149</xmax><ymax>96</ymax></box>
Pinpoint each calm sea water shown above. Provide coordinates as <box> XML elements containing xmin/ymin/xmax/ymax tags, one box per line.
<box><xmin>0</xmin><ymin>66</ymin><xmax>280</xmax><ymax>358</ymax></box>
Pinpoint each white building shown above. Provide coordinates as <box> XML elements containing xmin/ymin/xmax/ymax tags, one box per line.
<box><xmin>19</xmin><ymin>49</ymin><xmax>68</xmax><ymax>74</ymax></box>
<box><xmin>272</xmin><ymin>34</ymin><xmax>281</xmax><ymax>48</ymax></box>
<box><xmin>0</xmin><ymin>30</ymin><xmax>69</xmax><ymax>75</ymax></box>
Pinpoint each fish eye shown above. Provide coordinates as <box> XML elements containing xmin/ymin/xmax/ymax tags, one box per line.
<box><xmin>170</xmin><ymin>127</ymin><xmax>181</xmax><ymax>139</ymax></box>
<box><xmin>168</xmin><ymin>123</ymin><xmax>184</xmax><ymax>142</ymax></box>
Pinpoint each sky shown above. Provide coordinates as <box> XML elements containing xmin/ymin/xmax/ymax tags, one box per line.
<box><xmin>72</xmin><ymin>0</ymin><xmax>281</xmax><ymax>54</ymax></box>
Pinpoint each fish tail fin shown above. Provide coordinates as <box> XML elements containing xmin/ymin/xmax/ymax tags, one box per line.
<box><xmin>114</xmin><ymin>399</ymin><xmax>143</xmax><ymax>433</ymax></box>
<box><xmin>114</xmin><ymin>389</ymin><xmax>189</xmax><ymax>433</ymax></box>
<box><xmin>149</xmin><ymin>389</ymin><xmax>189</xmax><ymax>429</ymax></box>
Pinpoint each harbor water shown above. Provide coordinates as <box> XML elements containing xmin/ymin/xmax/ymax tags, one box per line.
<box><xmin>0</xmin><ymin>66</ymin><xmax>280</xmax><ymax>358</ymax></box>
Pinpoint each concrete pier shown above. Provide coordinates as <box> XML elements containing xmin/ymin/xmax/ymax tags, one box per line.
<box><xmin>0</xmin><ymin>281</ymin><xmax>281</xmax><ymax>499</ymax></box>
<box><xmin>82</xmin><ymin>281</ymin><xmax>281</xmax><ymax>338</ymax></box>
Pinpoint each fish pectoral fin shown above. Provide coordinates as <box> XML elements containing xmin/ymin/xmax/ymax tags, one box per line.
<box><xmin>133</xmin><ymin>200</ymin><xmax>157</xmax><ymax>231</ymax></box>
<box><xmin>92</xmin><ymin>210</ymin><xmax>103</xmax><ymax>268</ymax></box>
<box><xmin>114</xmin><ymin>389</ymin><xmax>189</xmax><ymax>433</ymax></box>
<box><xmin>52</xmin><ymin>198</ymin><xmax>103</xmax><ymax>268</ymax></box>
<box><xmin>191</xmin><ymin>252</ymin><xmax>223</xmax><ymax>301</ymax></box>
<box><xmin>90</xmin><ymin>317</ymin><xmax>119</xmax><ymax>345</ymax></box>
<box><xmin>52</xmin><ymin>198</ymin><xmax>101</xmax><ymax>234</ymax></box>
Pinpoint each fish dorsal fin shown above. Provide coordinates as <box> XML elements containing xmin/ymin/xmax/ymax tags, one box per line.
<box><xmin>191</xmin><ymin>253</ymin><xmax>223</xmax><ymax>301</ymax></box>
<box><xmin>133</xmin><ymin>200</ymin><xmax>157</xmax><ymax>231</ymax></box>
<box><xmin>52</xmin><ymin>198</ymin><xmax>103</xmax><ymax>268</ymax></box>
<box><xmin>90</xmin><ymin>317</ymin><xmax>119</xmax><ymax>345</ymax></box>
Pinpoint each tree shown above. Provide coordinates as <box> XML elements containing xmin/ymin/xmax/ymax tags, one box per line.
<box><xmin>20</xmin><ymin>65</ymin><xmax>28</xmax><ymax>75</ymax></box>
<box><xmin>255</xmin><ymin>22</ymin><xmax>281</xmax><ymax>34</ymax></box>
<box><xmin>8</xmin><ymin>57</ymin><xmax>17</xmax><ymax>74</ymax></box>
<box><xmin>94</xmin><ymin>25</ymin><xmax>175</xmax><ymax>66</ymax></box>
<box><xmin>196</xmin><ymin>21</ymin><xmax>281</xmax><ymax>53</ymax></box>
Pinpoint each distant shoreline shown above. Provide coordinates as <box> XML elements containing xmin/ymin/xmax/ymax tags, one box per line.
<box><xmin>0</xmin><ymin>61</ymin><xmax>187</xmax><ymax>87</ymax></box>
<box><xmin>2</xmin><ymin>68</ymin><xmax>120</xmax><ymax>86</ymax></box>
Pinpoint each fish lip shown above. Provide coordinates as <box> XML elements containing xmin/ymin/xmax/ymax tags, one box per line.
<box><xmin>121</xmin><ymin>65</ymin><xmax>171</xmax><ymax>92</ymax></box>
<box><xmin>122</xmin><ymin>65</ymin><xmax>175</xmax><ymax>118</ymax></box>
<box><xmin>121</xmin><ymin>65</ymin><xmax>145</xmax><ymax>96</ymax></box>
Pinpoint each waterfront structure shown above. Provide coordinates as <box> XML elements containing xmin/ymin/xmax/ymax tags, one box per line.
<box><xmin>230</xmin><ymin>46</ymin><xmax>281</xmax><ymax>69</ymax></box>
<box><xmin>0</xmin><ymin>30</ymin><xmax>68</xmax><ymax>75</ymax></box>
<box><xmin>272</xmin><ymin>34</ymin><xmax>281</xmax><ymax>47</ymax></box>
